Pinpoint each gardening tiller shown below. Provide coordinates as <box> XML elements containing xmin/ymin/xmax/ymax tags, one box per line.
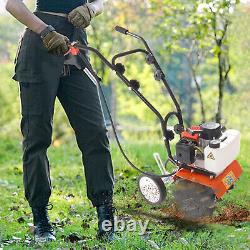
<box><xmin>66</xmin><ymin>26</ymin><xmax>243</xmax><ymax>220</ymax></box>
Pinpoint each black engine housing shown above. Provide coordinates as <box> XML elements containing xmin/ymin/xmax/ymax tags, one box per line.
<box><xmin>176</xmin><ymin>139</ymin><xmax>196</xmax><ymax>165</ymax></box>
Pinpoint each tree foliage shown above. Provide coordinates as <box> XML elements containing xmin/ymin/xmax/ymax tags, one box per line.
<box><xmin>0</xmin><ymin>0</ymin><xmax>249</xmax><ymax>140</ymax></box>
<box><xmin>149</xmin><ymin>0</ymin><xmax>241</xmax><ymax>125</ymax></box>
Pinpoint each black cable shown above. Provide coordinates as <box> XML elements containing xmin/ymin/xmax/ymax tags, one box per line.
<box><xmin>98</xmin><ymin>79</ymin><xmax>178</xmax><ymax>178</ymax></box>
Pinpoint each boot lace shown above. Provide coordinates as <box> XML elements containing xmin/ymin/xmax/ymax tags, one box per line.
<box><xmin>33</xmin><ymin>203</ymin><xmax>54</xmax><ymax>235</ymax></box>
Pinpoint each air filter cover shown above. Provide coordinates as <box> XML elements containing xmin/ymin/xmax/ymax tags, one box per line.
<box><xmin>200</xmin><ymin>122</ymin><xmax>222</xmax><ymax>140</ymax></box>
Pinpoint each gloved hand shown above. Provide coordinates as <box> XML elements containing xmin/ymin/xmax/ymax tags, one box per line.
<box><xmin>42</xmin><ymin>31</ymin><xmax>70</xmax><ymax>56</ymax></box>
<box><xmin>68</xmin><ymin>3</ymin><xmax>96</xmax><ymax>29</ymax></box>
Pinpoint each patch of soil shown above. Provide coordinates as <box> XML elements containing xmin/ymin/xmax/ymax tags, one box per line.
<box><xmin>161</xmin><ymin>204</ymin><xmax>250</xmax><ymax>224</ymax></box>
<box><xmin>161</xmin><ymin>204</ymin><xmax>183</xmax><ymax>220</ymax></box>
<box><xmin>210</xmin><ymin>205</ymin><xmax>250</xmax><ymax>224</ymax></box>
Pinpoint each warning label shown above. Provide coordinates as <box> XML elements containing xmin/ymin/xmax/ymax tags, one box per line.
<box><xmin>207</xmin><ymin>152</ymin><xmax>215</xmax><ymax>160</ymax></box>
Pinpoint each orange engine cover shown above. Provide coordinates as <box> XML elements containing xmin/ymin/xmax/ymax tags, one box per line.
<box><xmin>174</xmin><ymin>160</ymin><xmax>243</xmax><ymax>199</ymax></box>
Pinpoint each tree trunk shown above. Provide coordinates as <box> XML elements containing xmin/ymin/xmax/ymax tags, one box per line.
<box><xmin>189</xmin><ymin>64</ymin><xmax>206</xmax><ymax>123</ymax></box>
<box><xmin>182</xmin><ymin>57</ymin><xmax>193</xmax><ymax>127</ymax></box>
<box><xmin>215</xmin><ymin>50</ymin><xmax>230</xmax><ymax>124</ymax></box>
<box><xmin>215</xmin><ymin>53</ymin><xmax>224</xmax><ymax>123</ymax></box>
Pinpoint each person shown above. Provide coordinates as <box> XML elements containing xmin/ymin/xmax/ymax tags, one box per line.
<box><xmin>5</xmin><ymin>0</ymin><xmax>115</xmax><ymax>242</ymax></box>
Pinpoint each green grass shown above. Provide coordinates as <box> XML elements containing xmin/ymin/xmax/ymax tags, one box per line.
<box><xmin>0</xmin><ymin>137</ymin><xmax>249</xmax><ymax>249</ymax></box>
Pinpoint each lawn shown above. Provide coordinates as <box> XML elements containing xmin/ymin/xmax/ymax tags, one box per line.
<box><xmin>0</xmin><ymin>137</ymin><xmax>249</xmax><ymax>249</ymax></box>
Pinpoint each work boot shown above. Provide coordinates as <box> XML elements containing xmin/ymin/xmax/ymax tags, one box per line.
<box><xmin>96</xmin><ymin>204</ymin><xmax>115</xmax><ymax>242</ymax></box>
<box><xmin>31</xmin><ymin>205</ymin><xmax>56</xmax><ymax>243</ymax></box>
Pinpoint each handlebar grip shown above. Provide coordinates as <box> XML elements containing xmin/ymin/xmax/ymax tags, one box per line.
<box><xmin>115</xmin><ymin>26</ymin><xmax>129</xmax><ymax>35</ymax></box>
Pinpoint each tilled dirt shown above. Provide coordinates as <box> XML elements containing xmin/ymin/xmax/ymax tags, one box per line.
<box><xmin>210</xmin><ymin>205</ymin><xmax>250</xmax><ymax>224</ymax></box>
<box><xmin>161</xmin><ymin>204</ymin><xmax>250</xmax><ymax>225</ymax></box>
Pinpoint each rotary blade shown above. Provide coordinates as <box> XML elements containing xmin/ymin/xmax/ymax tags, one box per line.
<box><xmin>173</xmin><ymin>179</ymin><xmax>216</xmax><ymax>220</ymax></box>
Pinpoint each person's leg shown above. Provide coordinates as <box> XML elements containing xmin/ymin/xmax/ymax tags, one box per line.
<box><xmin>19</xmin><ymin>77</ymin><xmax>59</xmax><ymax>242</ymax></box>
<box><xmin>58</xmin><ymin>66</ymin><xmax>115</xmax><ymax>240</ymax></box>
<box><xmin>20</xmin><ymin>80</ymin><xmax>58</xmax><ymax>208</ymax></box>
<box><xmin>57</xmin><ymin>67</ymin><xmax>114</xmax><ymax>206</ymax></box>
<box><xmin>14</xmin><ymin>11</ymin><xmax>73</xmax><ymax>243</ymax></box>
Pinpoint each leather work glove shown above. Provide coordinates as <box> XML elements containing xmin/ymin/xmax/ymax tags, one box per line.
<box><xmin>68</xmin><ymin>3</ymin><xmax>96</xmax><ymax>29</ymax></box>
<box><xmin>42</xmin><ymin>31</ymin><xmax>70</xmax><ymax>56</ymax></box>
